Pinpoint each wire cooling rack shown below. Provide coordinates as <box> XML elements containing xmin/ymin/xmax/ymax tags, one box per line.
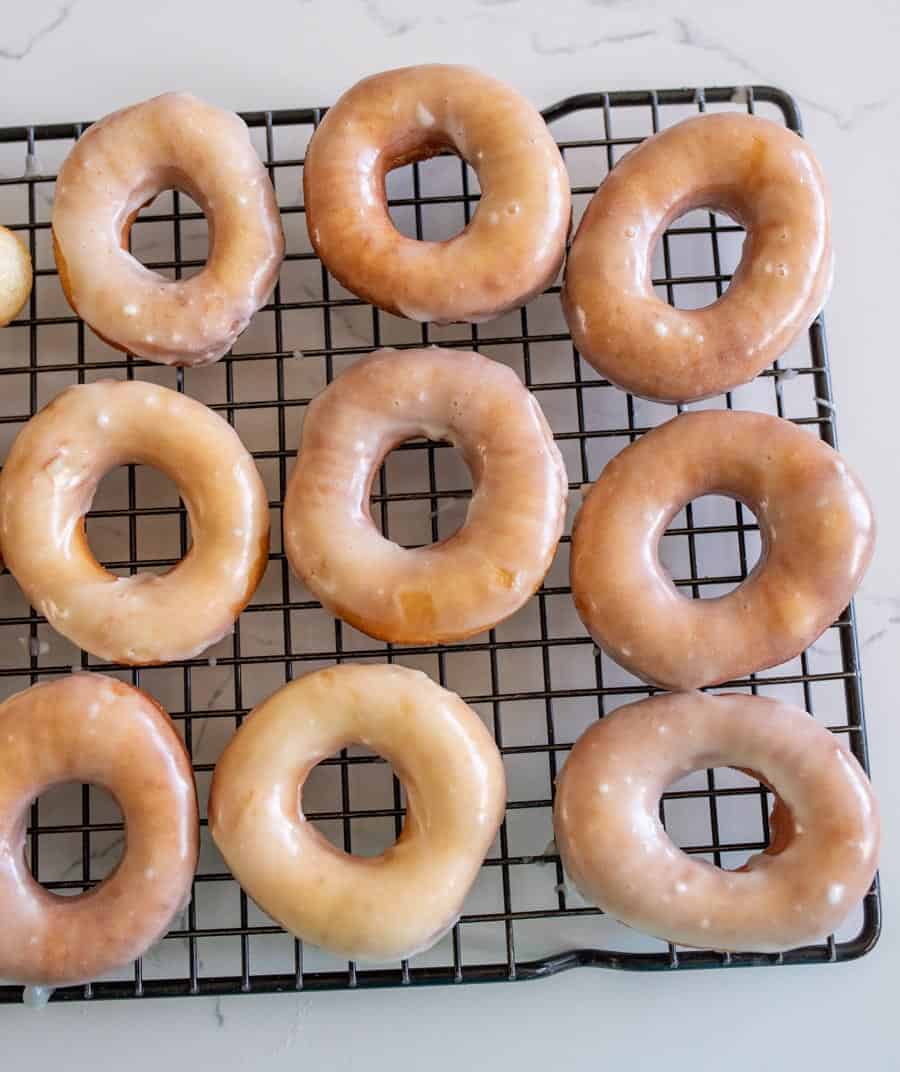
<box><xmin>0</xmin><ymin>85</ymin><xmax>880</xmax><ymax>1003</ymax></box>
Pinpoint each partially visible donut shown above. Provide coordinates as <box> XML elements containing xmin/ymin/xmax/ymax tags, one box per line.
<box><xmin>52</xmin><ymin>92</ymin><xmax>284</xmax><ymax>366</ymax></box>
<box><xmin>0</xmin><ymin>226</ymin><xmax>32</xmax><ymax>327</ymax></box>
<box><xmin>0</xmin><ymin>674</ymin><xmax>198</xmax><ymax>986</ymax></box>
<box><xmin>304</xmin><ymin>65</ymin><xmax>570</xmax><ymax>323</ymax></box>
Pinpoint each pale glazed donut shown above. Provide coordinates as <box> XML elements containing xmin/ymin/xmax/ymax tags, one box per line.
<box><xmin>284</xmin><ymin>348</ymin><xmax>568</xmax><ymax>644</ymax></box>
<box><xmin>52</xmin><ymin>92</ymin><xmax>284</xmax><ymax>365</ymax></box>
<box><xmin>0</xmin><ymin>380</ymin><xmax>269</xmax><ymax>664</ymax></box>
<box><xmin>209</xmin><ymin>663</ymin><xmax>506</xmax><ymax>961</ymax></box>
<box><xmin>562</xmin><ymin>113</ymin><xmax>832</xmax><ymax>402</ymax></box>
<box><xmin>554</xmin><ymin>692</ymin><xmax>879</xmax><ymax>953</ymax></box>
<box><xmin>304</xmin><ymin>65</ymin><xmax>570</xmax><ymax>323</ymax></box>
<box><xmin>571</xmin><ymin>410</ymin><xmax>873</xmax><ymax>690</ymax></box>
<box><xmin>0</xmin><ymin>674</ymin><xmax>198</xmax><ymax>986</ymax></box>
<box><xmin>0</xmin><ymin>226</ymin><xmax>32</xmax><ymax>326</ymax></box>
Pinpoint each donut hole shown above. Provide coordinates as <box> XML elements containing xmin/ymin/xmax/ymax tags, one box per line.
<box><xmin>385</xmin><ymin>152</ymin><xmax>477</xmax><ymax>242</ymax></box>
<box><xmin>370</xmin><ymin>438</ymin><xmax>473</xmax><ymax>546</ymax></box>
<box><xmin>659</xmin><ymin>494</ymin><xmax>761</xmax><ymax>597</ymax></box>
<box><xmin>24</xmin><ymin>782</ymin><xmax>125</xmax><ymax>896</ymax></box>
<box><xmin>126</xmin><ymin>188</ymin><xmax>210</xmax><ymax>282</ymax></box>
<box><xmin>86</xmin><ymin>464</ymin><xmax>194</xmax><ymax>579</ymax></box>
<box><xmin>661</xmin><ymin>765</ymin><xmax>785</xmax><ymax>872</ymax></box>
<box><xmin>654</xmin><ymin>208</ymin><xmax>745</xmax><ymax>310</ymax></box>
<box><xmin>301</xmin><ymin>746</ymin><xmax>403</xmax><ymax>859</ymax></box>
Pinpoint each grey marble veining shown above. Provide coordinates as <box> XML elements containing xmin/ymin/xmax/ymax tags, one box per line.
<box><xmin>0</xmin><ymin>2</ymin><xmax>76</xmax><ymax>62</ymax></box>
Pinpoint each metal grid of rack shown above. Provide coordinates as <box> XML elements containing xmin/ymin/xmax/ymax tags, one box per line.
<box><xmin>0</xmin><ymin>84</ymin><xmax>880</xmax><ymax>1002</ymax></box>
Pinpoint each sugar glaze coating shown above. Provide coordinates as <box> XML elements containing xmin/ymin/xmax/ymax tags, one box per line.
<box><xmin>284</xmin><ymin>348</ymin><xmax>568</xmax><ymax>644</ymax></box>
<box><xmin>571</xmin><ymin>410</ymin><xmax>874</xmax><ymax>690</ymax></box>
<box><xmin>52</xmin><ymin>92</ymin><xmax>284</xmax><ymax>366</ymax></box>
<box><xmin>209</xmin><ymin>663</ymin><xmax>506</xmax><ymax>961</ymax></box>
<box><xmin>304</xmin><ymin>65</ymin><xmax>570</xmax><ymax>324</ymax></box>
<box><xmin>0</xmin><ymin>380</ymin><xmax>270</xmax><ymax>664</ymax></box>
<box><xmin>562</xmin><ymin>113</ymin><xmax>833</xmax><ymax>402</ymax></box>
<box><xmin>554</xmin><ymin>691</ymin><xmax>879</xmax><ymax>953</ymax></box>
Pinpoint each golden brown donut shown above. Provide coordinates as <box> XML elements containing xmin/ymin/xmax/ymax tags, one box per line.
<box><xmin>52</xmin><ymin>92</ymin><xmax>284</xmax><ymax>365</ymax></box>
<box><xmin>209</xmin><ymin>664</ymin><xmax>506</xmax><ymax>961</ymax></box>
<box><xmin>284</xmin><ymin>348</ymin><xmax>568</xmax><ymax>643</ymax></box>
<box><xmin>570</xmin><ymin>410</ymin><xmax>874</xmax><ymax>690</ymax></box>
<box><xmin>0</xmin><ymin>674</ymin><xmax>198</xmax><ymax>986</ymax></box>
<box><xmin>0</xmin><ymin>380</ymin><xmax>269</xmax><ymax>664</ymax></box>
<box><xmin>304</xmin><ymin>65</ymin><xmax>570</xmax><ymax>323</ymax></box>
<box><xmin>562</xmin><ymin>113</ymin><xmax>832</xmax><ymax>402</ymax></box>
<box><xmin>554</xmin><ymin>692</ymin><xmax>879</xmax><ymax>953</ymax></box>
<box><xmin>0</xmin><ymin>226</ymin><xmax>32</xmax><ymax>326</ymax></box>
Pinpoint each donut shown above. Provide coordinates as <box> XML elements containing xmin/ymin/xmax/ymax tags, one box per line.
<box><xmin>562</xmin><ymin>113</ymin><xmax>832</xmax><ymax>402</ymax></box>
<box><xmin>304</xmin><ymin>65</ymin><xmax>570</xmax><ymax>324</ymax></box>
<box><xmin>284</xmin><ymin>348</ymin><xmax>568</xmax><ymax>643</ymax></box>
<box><xmin>554</xmin><ymin>691</ymin><xmax>879</xmax><ymax>953</ymax></box>
<box><xmin>0</xmin><ymin>674</ymin><xmax>198</xmax><ymax>986</ymax></box>
<box><xmin>0</xmin><ymin>380</ymin><xmax>269</xmax><ymax>664</ymax></box>
<box><xmin>209</xmin><ymin>663</ymin><xmax>506</xmax><ymax>961</ymax></box>
<box><xmin>0</xmin><ymin>226</ymin><xmax>32</xmax><ymax>326</ymax></box>
<box><xmin>571</xmin><ymin>410</ymin><xmax>873</xmax><ymax>690</ymax></box>
<box><xmin>52</xmin><ymin>92</ymin><xmax>284</xmax><ymax>366</ymax></box>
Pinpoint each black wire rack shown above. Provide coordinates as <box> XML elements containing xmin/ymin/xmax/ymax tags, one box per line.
<box><xmin>0</xmin><ymin>84</ymin><xmax>880</xmax><ymax>1003</ymax></box>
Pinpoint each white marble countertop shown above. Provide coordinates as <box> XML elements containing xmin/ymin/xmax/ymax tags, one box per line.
<box><xmin>1</xmin><ymin>0</ymin><xmax>897</xmax><ymax>1067</ymax></box>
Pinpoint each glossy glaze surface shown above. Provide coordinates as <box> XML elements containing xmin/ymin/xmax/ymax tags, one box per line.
<box><xmin>304</xmin><ymin>65</ymin><xmax>570</xmax><ymax>324</ymax></box>
<box><xmin>0</xmin><ymin>674</ymin><xmax>198</xmax><ymax>985</ymax></box>
<box><xmin>52</xmin><ymin>92</ymin><xmax>284</xmax><ymax>366</ymax></box>
<box><xmin>571</xmin><ymin>410</ymin><xmax>874</xmax><ymax>690</ymax></box>
<box><xmin>209</xmin><ymin>663</ymin><xmax>506</xmax><ymax>961</ymax></box>
<box><xmin>0</xmin><ymin>380</ymin><xmax>270</xmax><ymax>664</ymax></box>
<box><xmin>554</xmin><ymin>692</ymin><xmax>879</xmax><ymax>953</ymax></box>
<box><xmin>0</xmin><ymin>226</ymin><xmax>32</xmax><ymax>327</ymax></box>
<box><xmin>562</xmin><ymin>113</ymin><xmax>833</xmax><ymax>402</ymax></box>
<box><xmin>284</xmin><ymin>347</ymin><xmax>568</xmax><ymax>643</ymax></box>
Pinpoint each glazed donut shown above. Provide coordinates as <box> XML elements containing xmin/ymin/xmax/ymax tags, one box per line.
<box><xmin>571</xmin><ymin>410</ymin><xmax>873</xmax><ymax>690</ymax></box>
<box><xmin>0</xmin><ymin>674</ymin><xmax>198</xmax><ymax>986</ymax></box>
<box><xmin>0</xmin><ymin>226</ymin><xmax>32</xmax><ymax>326</ymax></box>
<box><xmin>304</xmin><ymin>65</ymin><xmax>570</xmax><ymax>323</ymax></box>
<box><xmin>284</xmin><ymin>348</ymin><xmax>567</xmax><ymax>643</ymax></box>
<box><xmin>209</xmin><ymin>664</ymin><xmax>506</xmax><ymax>961</ymax></box>
<box><xmin>554</xmin><ymin>692</ymin><xmax>879</xmax><ymax>953</ymax></box>
<box><xmin>52</xmin><ymin>92</ymin><xmax>284</xmax><ymax>366</ymax></box>
<box><xmin>562</xmin><ymin>113</ymin><xmax>832</xmax><ymax>402</ymax></box>
<box><xmin>0</xmin><ymin>380</ymin><xmax>269</xmax><ymax>664</ymax></box>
